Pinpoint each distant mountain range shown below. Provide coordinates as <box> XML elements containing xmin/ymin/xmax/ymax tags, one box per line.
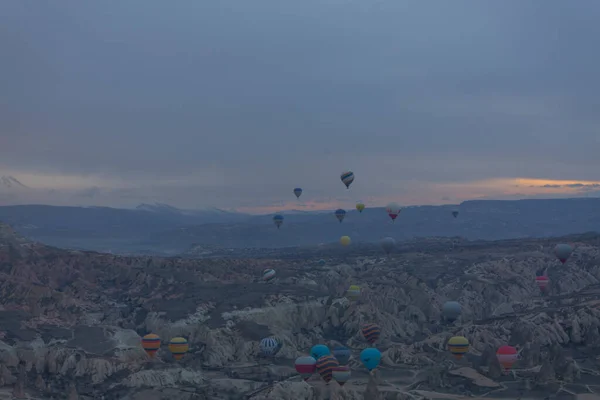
<box><xmin>1</xmin><ymin>197</ymin><xmax>600</xmax><ymax>255</ymax></box>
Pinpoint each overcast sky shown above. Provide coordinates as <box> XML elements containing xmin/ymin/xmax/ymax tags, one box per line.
<box><xmin>1</xmin><ymin>0</ymin><xmax>600</xmax><ymax>212</ymax></box>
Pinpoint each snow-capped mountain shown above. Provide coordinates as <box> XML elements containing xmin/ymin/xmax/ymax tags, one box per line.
<box><xmin>0</xmin><ymin>176</ymin><xmax>28</xmax><ymax>189</ymax></box>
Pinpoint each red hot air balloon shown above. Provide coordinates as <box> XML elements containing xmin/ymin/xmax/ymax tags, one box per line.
<box><xmin>496</xmin><ymin>345</ymin><xmax>518</xmax><ymax>372</ymax></box>
<box><xmin>386</xmin><ymin>203</ymin><xmax>401</xmax><ymax>222</ymax></box>
<box><xmin>361</xmin><ymin>323</ymin><xmax>381</xmax><ymax>345</ymax></box>
<box><xmin>316</xmin><ymin>355</ymin><xmax>339</xmax><ymax>383</ymax></box>
<box><xmin>535</xmin><ymin>276</ymin><xmax>549</xmax><ymax>292</ymax></box>
<box><xmin>295</xmin><ymin>356</ymin><xmax>317</xmax><ymax>381</ymax></box>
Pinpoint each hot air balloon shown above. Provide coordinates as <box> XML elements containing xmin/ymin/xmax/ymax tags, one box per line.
<box><xmin>385</xmin><ymin>202</ymin><xmax>401</xmax><ymax>222</ymax></box>
<box><xmin>141</xmin><ymin>333</ymin><xmax>161</xmax><ymax>358</ymax></box>
<box><xmin>452</xmin><ymin>210</ymin><xmax>459</xmax><ymax>218</ymax></box>
<box><xmin>273</xmin><ymin>214</ymin><xmax>284</xmax><ymax>229</ymax></box>
<box><xmin>381</xmin><ymin>237</ymin><xmax>395</xmax><ymax>255</ymax></box>
<box><xmin>340</xmin><ymin>171</ymin><xmax>355</xmax><ymax>189</ymax></box>
<box><xmin>310</xmin><ymin>344</ymin><xmax>331</xmax><ymax>360</ymax></box>
<box><xmin>263</xmin><ymin>268</ymin><xmax>276</xmax><ymax>282</ymax></box>
<box><xmin>316</xmin><ymin>355</ymin><xmax>339</xmax><ymax>383</ymax></box>
<box><xmin>554</xmin><ymin>243</ymin><xmax>573</xmax><ymax>264</ymax></box>
<box><xmin>333</xmin><ymin>346</ymin><xmax>351</xmax><ymax>365</ymax></box>
<box><xmin>360</xmin><ymin>348</ymin><xmax>381</xmax><ymax>371</ymax></box>
<box><xmin>335</xmin><ymin>209</ymin><xmax>346</xmax><ymax>223</ymax></box>
<box><xmin>169</xmin><ymin>337</ymin><xmax>189</xmax><ymax>361</ymax></box>
<box><xmin>293</xmin><ymin>188</ymin><xmax>303</xmax><ymax>199</ymax></box>
<box><xmin>496</xmin><ymin>345</ymin><xmax>518</xmax><ymax>372</ymax></box>
<box><xmin>361</xmin><ymin>323</ymin><xmax>381</xmax><ymax>345</ymax></box>
<box><xmin>318</xmin><ymin>259</ymin><xmax>326</xmax><ymax>266</ymax></box>
<box><xmin>332</xmin><ymin>365</ymin><xmax>351</xmax><ymax>386</ymax></box>
<box><xmin>346</xmin><ymin>284</ymin><xmax>361</xmax><ymax>300</ymax></box>
<box><xmin>259</xmin><ymin>337</ymin><xmax>280</xmax><ymax>357</ymax></box>
<box><xmin>295</xmin><ymin>356</ymin><xmax>317</xmax><ymax>381</ymax></box>
<box><xmin>356</xmin><ymin>203</ymin><xmax>365</xmax><ymax>213</ymax></box>
<box><xmin>536</xmin><ymin>275</ymin><xmax>550</xmax><ymax>292</ymax></box>
<box><xmin>447</xmin><ymin>336</ymin><xmax>469</xmax><ymax>360</ymax></box>
<box><xmin>442</xmin><ymin>301</ymin><xmax>462</xmax><ymax>322</ymax></box>
<box><xmin>340</xmin><ymin>236</ymin><xmax>351</xmax><ymax>246</ymax></box>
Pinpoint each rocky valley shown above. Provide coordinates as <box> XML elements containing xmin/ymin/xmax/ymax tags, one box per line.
<box><xmin>0</xmin><ymin>222</ymin><xmax>600</xmax><ymax>399</ymax></box>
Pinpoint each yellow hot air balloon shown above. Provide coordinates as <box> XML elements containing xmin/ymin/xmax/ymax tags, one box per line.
<box><xmin>356</xmin><ymin>203</ymin><xmax>365</xmax><ymax>213</ymax></box>
<box><xmin>346</xmin><ymin>284</ymin><xmax>361</xmax><ymax>300</ymax></box>
<box><xmin>169</xmin><ymin>337</ymin><xmax>189</xmax><ymax>361</ymax></box>
<box><xmin>340</xmin><ymin>236</ymin><xmax>351</xmax><ymax>246</ymax></box>
<box><xmin>447</xmin><ymin>336</ymin><xmax>469</xmax><ymax>360</ymax></box>
<box><xmin>142</xmin><ymin>333</ymin><xmax>161</xmax><ymax>358</ymax></box>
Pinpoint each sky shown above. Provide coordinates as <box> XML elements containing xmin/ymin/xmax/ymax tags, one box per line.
<box><xmin>1</xmin><ymin>0</ymin><xmax>600</xmax><ymax>213</ymax></box>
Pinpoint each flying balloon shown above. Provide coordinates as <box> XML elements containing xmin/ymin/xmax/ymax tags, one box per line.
<box><xmin>447</xmin><ymin>336</ymin><xmax>469</xmax><ymax>360</ymax></box>
<box><xmin>361</xmin><ymin>323</ymin><xmax>381</xmax><ymax>345</ymax></box>
<box><xmin>340</xmin><ymin>236</ymin><xmax>351</xmax><ymax>246</ymax></box>
<box><xmin>293</xmin><ymin>188</ymin><xmax>302</xmax><ymax>199</ymax></box>
<box><xmin>318</xmin><ymin>259</ymin><xmax>326</xmax><ymax>266</ymax></box>
<box><xmin>340</xmin><ymin>171</ymin><xmax>355</xmax><ymax>189</ymax></box>
<box><xmin>333</xmin><ymin>346</ymin><xmax>351</xmax><ymax>365</ymax></box>
<box><xmin>452</xmin><ymin>210</ymin><xmax>459</xmax><ymax>218</ymax></box>
<box><xmin>310</xmin><ymin>344</ymin><xmax>331</xmax><ymax>360</ymax></box>
<box><xmin>381</xmin><ymin>237</ymin><xmax>395</xmax><ymax>255</ymax></box>
<box><xmin>385</xmin><ymin>202</ymin><xmax>401</xmax><ymax>222</ymax></box>
<box><xmin>316</xmin><ymin>355</ymin><xmax>339</xmax><ymax>383</ymax></box>
<box><xmin>356</xmin><ymin>203</ymin><xmax>365</xmax><ymax>213</ymax></box>
<box><xmin>262</xmin><ymin>269</ymin><xmax>276</xmax><ymax>282</ymax></box>
<box><xmin>169</xmin><ymin>337</ymin><xmax>189</xmax><ymax>361</ymax></box>
<box><xmin>536</xmin><ymin>276</ymin><xmax>549</xmax><ymax>292</ymax></box>
<box><xmin>259</xmin><ymin>337</ymin><xmax>280</xmax><ymax>357</ymax></box>
<box><xmin>442</xmin><ymin>301</ymin><xmax>462</xmax><ymax>322</ymax></box>
<box><xmin>496</xmin><ymin>345</ymin><xmax>518</xmax><ymax>372</ymax></box>
<box><xmin>141</xmin><ymin>333</ymin><xmax>161</xmax><ymax>358</ymax></box>
<box><xmin>332</xmin><ymin>365</ymin><xmax>351</xmax><ymax>386</ymax></box>
<box><xmin>335</xmin><ymin>209</ymin><xmax>346</xmax><ymax>223</ymax></box>
<box><xmin>360</xmin><ymin>348</ymin><xmax>381</xmax><ymax>371</ymax></box>
<box><xmin>346</xmin><ymin>284</ymin><xmax>361</xmax><ymax>300</ymax></box>
<box><xmin>273</xmin><ymin>214</ymin><xmax>284</xmax><ymax>229</ymax></box>
<box><xmin>554</xmin><ymin>243</ymin><xmax>573</xmax><ymax>264</ymax></box>
<box><xmin>295</xmin><ymin>356</ymin><xmax>317</xmax><ymax>381</ymax></box>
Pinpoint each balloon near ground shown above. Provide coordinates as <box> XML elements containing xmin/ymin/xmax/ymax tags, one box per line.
<box><xmin>356</xmin><ymin>202</ymin><xmax>365</xmax><ymax>213</ymax></box>
<box><xmin>262</xmin><ymin>268</ymin><xmax>276</xmax><ymax>282</ymax></box>
<box><xmin>141</xmin><ymin>333</ymin><xmax>161</xmax><ymax>358</ymax></box>
<box><xmin>362</xmin><ymin>323</ymin><xmax>381</xmax><ymax>344</ymax></box>
<box><xmin>346</xmin><ymin>284</ymin><xmax>361</xmax><ymax>300</ymax></box>
<box><xmin>496</xmin><ymin>345</ymin><xmax>518</xmax><ymax>371</ymax></box>
<box><xmin>442</xmin><ymin>301</ymin><xmax>462</xmax><ymax>322</ymax></box>
<box><xmin>447</xmin><ymin>336</ymin><xmax>469</xmax><ymax>360</ymax></box>
<box><xmin>554</xmin><ymin>243</ymin><xmax>573</xmax><ymax>264</ymax></box>
<box><xmin>386</xmin><ymin>202</ymin><xmax>401</xmax><ymax>222</ymax></box>
<box><xmin>334</xmin><ymin>209</ymin><xmax>346</xmax><ymax>223</ymax></box>
<box><xmin>360</xmin><ymin>348</ymin><xmax>381</xmax><ymax>371</ymax></box>
<box><xmin>169</xmin><ymin>337</ymin><xmax>189</xmax><ymax>360</ymax></box>
<box><xmin>333</xmin><ymin>346</ymin><xmax>351</xmax><ymax>365</ymax></box>
<box><xmin>272</xmin><ymin>214</ymin><xmax>284</xmax><ymax>229</ymax></box>
<box><xmin>295</xmin><ymin>356</ymin><xmax>316</xmax><ymax>381</ymax></box>
<box><xmin>310</xmin><ymin>344</ymin><xmax>330</xmax><ymax>360</ymax></box>
<box><xmin>340</xmin><ymin>236</ymin><xmax>351</xmax><ymax>246</ymax></box>
<box><xmin>316</xmin><ymin>355</ymin><xmax>339</xmax><ymax>383</ymax></box>
<box><xmin>332</xmin><ymin>365</ymin><xmax>351</xmax><ymax>386</ymax></box>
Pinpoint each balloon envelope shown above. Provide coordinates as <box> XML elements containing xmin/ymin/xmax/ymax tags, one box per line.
<box><xmin>385</xmin><ymin>202</ymin><xmax>401</xmax><ymax>221</ymax></box>
<box><xmin>141</xmin><ymin>333</ymin><xmax>161</xmax><ymax>358</ymax></box>
<box><xmin>442</xmin><ymin>301</ymin><xmax>462</xmax><ymax>322</ymax></box>
<box><xmin>447</xmin><ymin>336</ymin><xmax>469</xmax><ymax>360</ymax></box>
<box><xmin>340</xmin><ymin>171</ymin><xmax>355</xmax><ymax>189</ymax></box>
<box><xmin>381</xmin><ymin>237</ymin><xmax>395</xmax><ymax>255</ymax></box>
<box><xmin>361</xmin><ymin>323</ymin><xmax>381</xmax><ymax>344</ymax></box>
<box><xmin>259</xmin><ymin>337</ymin><xmax>279</xmax><ymax>357</ymax></box>
<box><xmin>335</xmin><ymin>209</ymin><xmax>346</xmax><ymax>223</ymax></box>
<box><xmin>333</xmin><ymin>346</ymin><xmax>351</xmax><ymax>365</ymax></box>
<box><xmin>168</xmin><ymin>337</ymin><xmax>189</xmax><ymax>360</ymax></box>
<box><xmin>346</xmin><ymin>284</ymin><xmax>361</xmax><ymax>300</ymax></box>
<box><xmin>310</xmin><ymin>344</ymin><xmax>331</xmax><ymax>360</ymax></box>
<box><xmin>554</xmin><ymin>243</ymin><xmax>573</xmax><ymax>263</ymax></box>
<box><xmin>360</xmin><ymin>348</ymin><xmax>381</xmax><ymax>371</ymax></box>
<box><xmin>316</xmin><ymin>355</ymin><xmax>339</xmax><ymax>383</ymax></box>
<box><xmin>273</xmin><ymin>214</ymin><xmax>284</xmax><ymax>228</ymax></box>
<box><xmin>293</xmin><ymin>188</ymin><xmax>302</xmax><ymax>198</ymax></box>
<box><xmin>536</xmin><ymin>276</ymin><xmax>549</xmax><ymax>291</ymax></box>
<box><xmin>452</xmin><ymin>210</ymin><xmax>459</xmax><ymax>218</ymax></box>
<box><xmin>262</xmin><ymin>269</ymin><xmax>276</xmax><ymax>282</ymax></box>
<box><xmin>332</xmin><ymin>365</ymin><xmax>351</xmax><ymax>386</ymax></box>
<box><xmin>496</xmin><ymin>345</ymin><xmax>518</xmax><ymax>371</ymax></box>
<box><xmin>340</xmin><ymin>236</ymin><xmax>351</xmax><ymax>246</ymax></box>
<box><xmin>356</xmin><ymin>203</ymin><xmax>365</xmax><ymax>213</ymax></box>
<box><xmin>295</xmin><ymin>356</ymin><xmax>317</xmax><ymax>380</ymax></box>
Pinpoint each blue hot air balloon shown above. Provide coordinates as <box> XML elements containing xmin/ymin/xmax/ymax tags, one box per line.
<box><xmin>360</xmin><ymin>348</ymin><xmax>381</xmax><ymax>371</ymax></box>
<box><xmin>293</xmin><ymin>188</ymin><xmax>303</xmax><ymax>199</ymax></box>
<box><xmin>310</xmin><ymin>344</ymin><xmax>330</xmax><ymax>360</ymax></box>
<box><xmin>335</xmin><ymin>209</ymin><xmax>346</xmax><ymax>223</ymax></box>
<box><xmin>273</xmin><ymin>214</ymin><xmax>284</xmax><ymax>229</ymax></box>
<box><xmin>333</xmin><ymin>346</ymin><xmax>351</xmax><ymax>365</ymax></box>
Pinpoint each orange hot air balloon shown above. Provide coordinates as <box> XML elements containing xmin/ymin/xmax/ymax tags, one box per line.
<box><xmin>142</xmin><ymin>333</ymin><xmax>161</xmax><ymax>358</ymax></box>
<box><xmin>168</xmin><ymin>337</ymin><xmax>189</xmax><ymax>361</ymax></box>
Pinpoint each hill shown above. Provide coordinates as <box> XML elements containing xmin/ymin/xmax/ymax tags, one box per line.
<box><xmin>1</xmin><ymin>222</ymin><xmax>600</xmax><ymax>398</ymax></box>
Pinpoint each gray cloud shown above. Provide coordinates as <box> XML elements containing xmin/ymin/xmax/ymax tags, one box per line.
<box><xmin>1</xmin><ymin>0</ymin><xmax>600</xmax><ymax>208</ymax></box>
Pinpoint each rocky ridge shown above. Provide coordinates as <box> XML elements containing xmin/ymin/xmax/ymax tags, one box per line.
<box><xmin>0</xmin><ymin>222</ymin><xmax>599</xmax><ymax>398</ymax></box>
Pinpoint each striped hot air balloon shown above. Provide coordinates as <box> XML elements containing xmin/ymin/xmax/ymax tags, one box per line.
<box><xmin>447</xmin><ymin>336</ymin><xmax>469</xmax><ymax>360</ymax></box>
<box><xmin>361</xmin><ymin>323</ymin><xmax>381</xmax><ymax>345</ymax></box>
<box><xmin>141</xmin><ymin>333</ymin><xmax>161</xmax><ymax>358</ymax></box>
<box><xmin>316</xmin><ymin>355</ymin><xmax>339</xmax><ymax>383</ymax></box>
<box><xmin>340</xmin><ymin>171</ymin><xmax>355</xmax><ymax>189</ymax></box>
<box><xmin>332</xmin><ymin>365</ymin><xmax>351</xmax><ymax>386</ymax></box>
<box><xmin>259</xmin><ymin>337</ymin><xmax>279</xmax><ymax>357</ymax></box>
<box><xmin>496</xmin><ymin>345</ymin><xmax>518</xmax><ymax>372</ymax></box>
<box><xmin>536</xmin><ymin>275</ymin><xmax>549</xmax><ymax>292</ymax></box>
<box><xmin>262</xmin><ymin>269</ymin><xmax>276</xmax><ymax>282</ymax></box>
<box><xmin>346</xmin><ymin>284</ymin><xmax>361</xmax><ymax>300</ymax></box>
<box><xmin>168</xmin><ymin>337</ymin><xmax>189</xmax><ymax>361</ymax></box>
<box><xmin>295</xmin><ymin>356</ymin><xmax>317</xmax><ymax>381</ymax></box>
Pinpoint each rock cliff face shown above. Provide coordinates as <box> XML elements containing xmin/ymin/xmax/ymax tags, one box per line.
<box><xmin>1</xmin><ymin>222</ymin><xmax>600</xmax><ymax>398</ymax></box>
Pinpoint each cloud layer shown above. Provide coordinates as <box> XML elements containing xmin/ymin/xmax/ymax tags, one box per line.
<box><xmin>1</xmin><ymin>0</ymin><xmax>600</xmax><ymax>211</ymax></box>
